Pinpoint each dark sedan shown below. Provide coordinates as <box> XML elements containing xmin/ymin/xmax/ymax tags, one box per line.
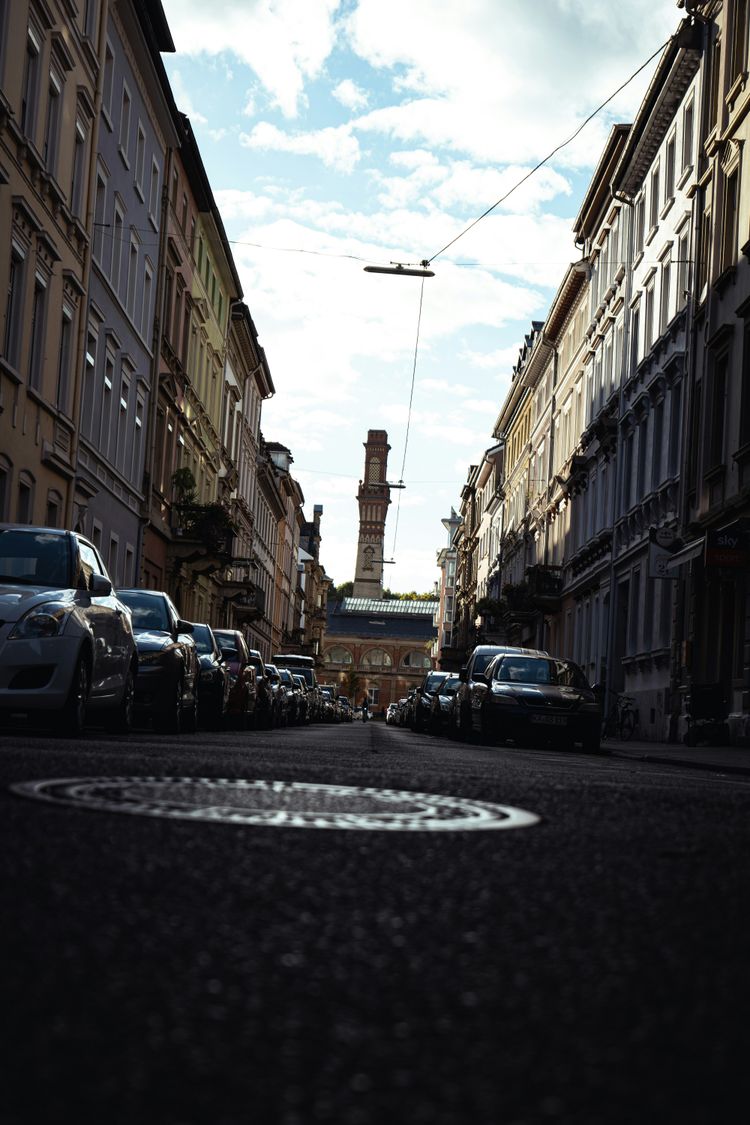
<box><xmin>428</xmin><ymin>673</ymin><xmax>461</xmax><ymax>735</ymax></box>
<box><xmin>117</xmin><ymin>589</ymin><xmax>199</xmax><ymax>735</ymax></box>
<box><xmin>467</xmin><ymin>653</ymin><xmax>602</xmax><ymax>752</ymax></box>
<box><xmin>212</xmin><ymin>629</ymin><xmax>258</xmax><ymax>730</ymax></box>
<box><xmin>191</xmin><ymin>623</ymin><xmax>231</xmax><ymax>730</ymax></box>
<box><xmin>410</xmin><ymin>671</ymin><xmax>450</xmax><ymax>732</ymax></box>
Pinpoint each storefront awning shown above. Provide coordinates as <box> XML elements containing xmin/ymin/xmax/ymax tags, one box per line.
<box><xmin>665</xmin><ymin>538</ymin><xmax>704</xmax><ymax>572</ymax></box>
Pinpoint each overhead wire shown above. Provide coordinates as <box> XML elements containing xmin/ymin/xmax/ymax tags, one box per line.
<box><xmin>425</xmin><ymin>34</ymin><xmax>673</xmax><ymax>265</ymax></box>
<box><xmin>389</xmin><ymin>274</ymin><xmax>426</xmax><ymax>562</ymax></box>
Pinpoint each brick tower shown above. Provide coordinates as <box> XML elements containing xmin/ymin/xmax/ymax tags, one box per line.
<box><xmin>353</xmin><ymin>430</ymin><xmax>391</xmax><ymax>599</ymax></box>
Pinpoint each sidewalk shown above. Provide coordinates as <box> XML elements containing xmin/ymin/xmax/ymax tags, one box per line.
<box><xmin>604</xmin><ymin>737</ymin><xmax>750</xmax><ymax>776</ymax></box>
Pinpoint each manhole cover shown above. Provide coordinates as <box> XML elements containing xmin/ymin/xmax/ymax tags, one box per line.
<box><xmin>11</xmin><ymin>777</ymin><xmax>540</xmax><ymax>832</ymax></box>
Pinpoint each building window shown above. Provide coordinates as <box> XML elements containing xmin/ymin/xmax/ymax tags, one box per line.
<box><xmin>677</xmin><ymin>225</ymin><xmax>690</xmax><ymax>306</ymax></box>
<box><xmin>81</xmin><ymin>323</ymin><xmax>98</xmax><ymax>439</ymax></box>
<box><xmin>0</xmin><ymin>456</ymin><xmax>11</xmax><ymax>520</ymax></box>
<box><xmin>721</xmin><ymin>169</ymin><xmax>739</xmax><ymax>273</ymax></box>
<box><xmin>119</xmin><ymin>83</ymin><xmax>131</xmax><ymax>163</ymax></box>
<box><xmin>402</xmin><ymin>651</ymin><xmax>432</xmax><ymax>669</ymax></box>
<box><xmin>652</xmin><ymin>398</ymin><xmax>664</xmax><ymax>488</ymax></box>
<box><xmin>660</xmin><ymin>254</ymin><xmax>671</xmax><ymax>335</ymax></box>
<box><xmin>740</xmin><ymin>321</ymin><xmax>750</xmax><ymax>448</ymax></box>
<box><xmin>361</xmin><ymin>649</ymin><xmax>392</xmax><ymax>669</ymax></box>
<box><xmin>135</xmin><ymin>123</ymin><xmax>146</xmax><ymax>197</ymax></box>
<box><xmin>70</xmin><ymin>117</ymin><xmax>88</xmax><ymax>219</ymax></box>
<box><xmin>126</xmin><ymin>233</ymin><xmax>139</xmax><ymax>320</ymax></box>
<box><xmin>43</xmin><ymin>68</ymin><xmax>62</xmax><ymax>175</ymax></box>
<box><xmin>92</xmin><ymin>166</ymin><xmax>107</xmax><ymax>265</ymax></box>
<box><xmin>3</xmin><ymin>241</ymin><xmax>27</xmax><ymax>370</ymax></box>
<box><xmin>628</xmin><ymin>569</ymin><xmax>641</xmax><ymax>655</ymax></box>
<box><xmin>111</xmin><ymin>202</ymin><xmax>124</xmax><ymax>294</ymax></box>
<box><xmin>630</xmin><ymin>301</ymin><xmax>640</xmax><ymax>374</ymax></box>
<box><xmin>644</xmin><ymin>279</ymin><xmax>655</xmax><ymax>349</ymax></box>
<box><xmin>649</xmin><ymin>165</ymin><xmax>660</xmax><ymax>232</ymax></box>
<box><xmin>142</xmin><ymin>260</ymin><xmax>153</xmax><ymax>341</ymax></box>
<box><xmin>45</xmin><ymin>489</ymin><xmax>62</xmax><ymax>527</ymax></box>
<box><xmin>149</xmin><ymin>158</ymin><xmax>160</xmax><ymax>224</ymax></box>
<box><xmin>730</xmin><ymin>0</ymin><xmax>749</xmax><ymax>84</ymax></box>
<box><xmin>325</xmin><ymin>646</ymin><xmax>353</xmax><ymax>665</ymax></box>
<box><xmin>132</xmin><ymin>395</ymin><xmax>144</xmax><ymax>481</ymax></box>
<box><xmin>102</xmin><ymin>40</ymin><xmax>114</xmax><ymax>122</ymax></box>
<box><xmin>682</xmin><ymin>98</ymin><xmax>694</xmax><ymax>171</ymax></box>
<box><xmin>28</xmin><ymin>271</ymin><xmax>48</xmax><ymax>392</ymax></box>
<box><xmin>698</xmin><ymin>209</ymin><xmax>711</xmax><ymax>295</ymax></box>
<box><xmin>56</xmin><ymin>303</ymin><xmax>74</xmax><ymax>414</ymax></box>
<box><xmin>21</xmin><ymin>24</ymin><xmax>41</xmax><ymax>140</ymax></box>
<box><xmin>665</xmin><ymin>133</ymin><xmax>676</xmax><ymax>203</ymax></box>
<box><xmin>17</xmin><ymin>473</ymin><xmax>35</xmax><ymax>524</ymax></box>
<box><xmin>706</xmin><ymin>352</ymin><xmax>728</xmax><ymax>472</ymax></box>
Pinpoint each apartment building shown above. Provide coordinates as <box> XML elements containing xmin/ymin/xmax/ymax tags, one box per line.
<box><xmin>1</xmin><ymin>0</ymin><xmax>103</xmax><ymax>527</ymax></box>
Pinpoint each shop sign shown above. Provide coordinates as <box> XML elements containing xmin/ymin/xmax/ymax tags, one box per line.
<box><xmin>704</xmin><ymin>521</ymin><xmax>750</xmax><ymax>568</ymax></box>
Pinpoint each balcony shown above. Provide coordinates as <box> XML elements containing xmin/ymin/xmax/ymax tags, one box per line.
<box><xmin>525</xmin><ymin>564</ymin><xmax>563</xmax><ymax>607</ymax></box>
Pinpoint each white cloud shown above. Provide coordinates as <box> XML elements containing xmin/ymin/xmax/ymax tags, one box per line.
<box><xmin>161</xmin><ymin>0</ymin><xmax>341</xmax><ymax>117</ymax></box>
<box><xmin>239</xmin><ymin>121</ymin><xmax>361</xmax><ymax>172</ymax></box>
<box><xmin>332</xmin><ymin>79</ymin><xmax>369</xmax><ymax>111</ymax></box>
<box><xmin>169</xmin><ymin>69</ymin><xmax>207</xmax><ymax>124</ymax></box>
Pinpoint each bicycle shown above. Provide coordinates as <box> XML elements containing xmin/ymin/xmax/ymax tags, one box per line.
<box><xmin>602</xmin><ymin>693</ymin><xmax>640</xmax><ymax>741</ymax></box>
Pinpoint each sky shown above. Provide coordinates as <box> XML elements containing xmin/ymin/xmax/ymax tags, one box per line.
<box><xmin>159</xmin><ymin>0</ymin><xmax>682</xmax><ymax>593</ymax></box>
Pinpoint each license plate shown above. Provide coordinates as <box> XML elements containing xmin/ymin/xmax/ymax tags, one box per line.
<box><xmin>530</xmin><ymin>714</ymin><xmax>567</xmax><ymax>726</ymax></box>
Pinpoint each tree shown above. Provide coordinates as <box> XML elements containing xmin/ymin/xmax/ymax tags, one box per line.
<box><xmin>333</xmin><ymin>580</ymin><xmax>354</xmax><ymax>600</ymax></box>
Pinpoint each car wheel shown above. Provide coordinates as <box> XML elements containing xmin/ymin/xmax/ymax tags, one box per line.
<box><xmin>58</xmin><ymin>654</ymin><xmax>90</xmax><ymax>737</ymax></box>
<box><xmin>105</xmin><ymin>663</ymin><xmax>135</xmax><ymax>735</ymax></box>
<box><xmin>155</xmin><ymin>676</ymin><xmax>183</xmax><ymax>735</ymax></box>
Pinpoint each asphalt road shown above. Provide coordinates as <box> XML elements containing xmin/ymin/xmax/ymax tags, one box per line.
<box><xmin>2</xmin><ymin>717</ymin><xmax>749</xmax><ymax>1125</ymax></box>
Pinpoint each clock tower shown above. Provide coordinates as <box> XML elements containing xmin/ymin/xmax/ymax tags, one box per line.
<box><xmin>353</xmin><ymin>430</ymin><xmax>391</xmax><ymax>599</ymax></box>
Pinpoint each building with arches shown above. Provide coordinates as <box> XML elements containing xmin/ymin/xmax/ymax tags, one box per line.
<box><xmin>323</xmin><ymin>596</ymin><xmax>438</xmax><ymax>711</ymax></box>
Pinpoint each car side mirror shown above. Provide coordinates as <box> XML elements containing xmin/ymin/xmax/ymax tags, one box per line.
<box><xmin>458</xmin><ymin>668</ymin><xmax>467</xmax><ymax>683</ymax></box>
<box><xmin>90</xmin><ymin>573</ymin><xmax>112</xmax><ymax>596</ymax></box>
<box><xmin>176</xmin><ymin>618</ymin><xmax>194</xmax><ymax>633</ymax></box>
<box><xmin>473</xmin><ymin>671</ymin><xmax>487</xmax><ymax>684</ymax></box>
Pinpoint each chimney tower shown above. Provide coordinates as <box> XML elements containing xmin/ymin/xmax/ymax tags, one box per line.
<box><xmin>352</xmin><ymin>430</ymin><xmax>391</xmax><ymax>599</ymax></box>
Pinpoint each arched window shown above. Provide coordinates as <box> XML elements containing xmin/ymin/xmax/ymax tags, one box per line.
<box><xmin>17</xmin><ymin>472</ymin><xmax>35</xmax><ymax>524</ymax></box>
<box><xmin>325</xmin><ymin>645</ymin><xmax>353</xmax><ymax>666</ymax></box>
<box><xmin>361</xmin><ymin>648</ymin><xmax>392</xmax><ymax>669</ymax></box>
<box><xmin>401</xmin><ymin>650</ymin><xmax>432</xmax><ymax>670</ymax></box>
<box><xmin>45</xmin><ymin>489</ymin><xmax>63</xmax><ymax>528</ymax></box>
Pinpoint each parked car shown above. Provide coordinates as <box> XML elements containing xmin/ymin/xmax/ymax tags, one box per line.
<box><xmin>409</xmin><ymin>671</ymin><xmax>451</xmax><ymax>732</ymax></box>
<box><xmin>212</xmin><ymin>629</ymin><xmax>259</xmax><ymax>730</ymax></box>
<box><xmin>385</xmin><ymin>702</ymin><xmax>399</xmax><ymax>725</ymax></box>
<box><xmin>277</xmin><ymin>667</ymin><xmax>301</xmax><ymax>724</ymax></box>
<box><xmin>264</xmin><ymin>662</ymin><xmax>291</xmax><ymax>727</ymax></box>
<box><xmin>117</xmin><ymin>588</ymin><xmax>199</xmax><ymax>734</ymax></box>
<box><xmin>452</xmin><ymin>645</ymin><xmax>548</xmax><ymax>740</ymax></box>
<box><xmin>428</xmin><ymin>673</ymin><xmax>461</xmax><ymax>735</ymax></box>
<box><xmin>0</xmin><ymin>524</ymin><xmax>137</xmax><ymax>735</ymax></box>
<box><xmin>191</xmin><ymin>623</ymin><xmax>231</xmax><ymax>730</ymax></box>
<box><xmin>243</xmin><ymin>647</ymin><xmax>275</xmax><ymax>729</ymax></box>
<box><xmin>465</xmin><ymin>652</ymin><xmax>602</xmax><ymax>752</ymax></box>
<box><xmin>293</xmin><ymin>674</ymin><xmax>312</xmax><ymax>724</ymax></box>
<box><xmin>337</xmin><ymin>695</ymin><xmax>353</xmax><ymax>722</ymax></box>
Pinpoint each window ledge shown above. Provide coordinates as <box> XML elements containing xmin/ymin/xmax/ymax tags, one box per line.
<box><xmin>703</xmin><ymin>462</ymin><xmax>726</xmax><ymax>485</ymax></box>
<box><xmin>677</xmin><ymin>164</ymin><xmax>694</xmax><ymax>191</ymax></box>
<box><xmin>118</xmin><ymin>146</ymin><xmax>130</xmax><ymax>170</ymax></box>
<box><xmin>0</xmin><ymin>356</ymin><xmax>22</xmax><ymax>384</ymax></box>
<box><xmin>732</xmin><ymin>441</ymin><xmax>750</xmax><ymax>466</ymax></box>
<box><xmin>660</xmin><ymin>197</ymin><xmax>675</xmax><ymax>221</ymax></box>
<box><xmin>645</xmin><ymin>224</ymin><xmax>658</xmax><ymax>247</ymax></box>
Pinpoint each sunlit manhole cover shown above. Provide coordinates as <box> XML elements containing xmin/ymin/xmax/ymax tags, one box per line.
<box><xmin>10</xmin><ymin>777</ymin><xmax>540</xmax><ymax>832</ymax></box>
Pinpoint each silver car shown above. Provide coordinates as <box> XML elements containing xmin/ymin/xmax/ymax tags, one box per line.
<box><xmin>0</xmin><ymin>525</ymin><xmax>136</xmax><ymax>735</ymax></box>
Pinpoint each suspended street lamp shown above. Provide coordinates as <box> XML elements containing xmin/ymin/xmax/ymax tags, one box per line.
<box><xmin>364</xmin><ymin>261</ymin><xmax>434</xmax><ymax>277</ymax></box>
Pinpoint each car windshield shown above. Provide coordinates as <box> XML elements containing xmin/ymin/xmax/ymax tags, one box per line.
<box><xmin>495</xmin><ymin>657</ymin><xmax>589</xmax><ymax>689</ymax></box>
<box><xmin>441</xmin><ymin>676</ymin><xmax>460</xmax><ymax>695</ymax></box>
<box><xmin>425</xmin><ymin>673</ymin><xmax>447</xmax><ymax>692</ymax></box>
<box><xmin>119</xmin><ymin>591</ymin><xmax>169</xmax><ymax>631</ymax></box>
<box><xmin>215</xmin><ymin>635</ymin><xmax>241</xmax><ymax>659</ymax></box>
<box><xmin>191</xmin><ymin>624</ymin><xmax>214</xmax><ymax>655</ymax></box>
<box><xmin>0</xmin><ymin>530</ymin><xmax>70</xmax><ymax>588</ymax></box>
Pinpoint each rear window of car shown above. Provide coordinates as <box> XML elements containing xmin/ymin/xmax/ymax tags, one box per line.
<box><xmin>119</xmin><ymin>591</ymin><xmax>169</xmax><ymax>631</ymax></box>
<box><xmin>0</xmin><ymin>529</ymin><xmax>70</xmax><ymax>588</ymax></box>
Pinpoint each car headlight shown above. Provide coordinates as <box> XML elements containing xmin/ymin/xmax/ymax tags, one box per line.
<box><xmin>9</xmin><ymin>601</ymin><xmax>72</xmax><ymax>639</ymax></box>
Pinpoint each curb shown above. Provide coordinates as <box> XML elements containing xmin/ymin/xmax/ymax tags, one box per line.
<box><xmin>609</xmin><ymin>749</ymin><xmax>750</xmax><ymax>777</ymax></box>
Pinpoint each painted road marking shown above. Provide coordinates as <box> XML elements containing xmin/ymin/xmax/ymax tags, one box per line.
<box><xmin>11</xmin><ymin>777</ymin><xmax>540</xmax><ymax>832</ymax></box>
